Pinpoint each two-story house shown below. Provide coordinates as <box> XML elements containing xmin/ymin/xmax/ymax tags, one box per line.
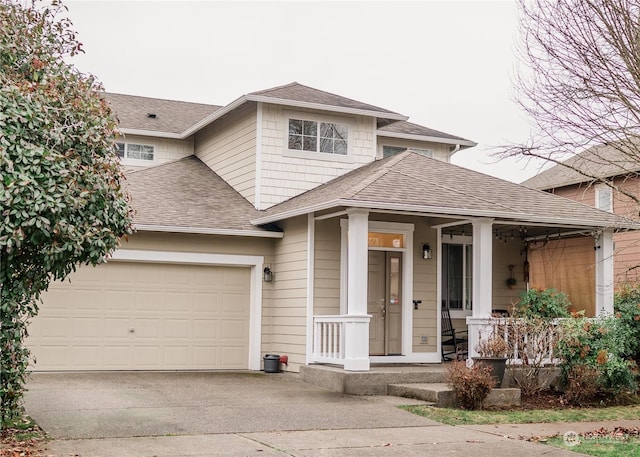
<box><xmin>26</xmin><ymin>83</ymin><xmax>633</xmax><ymax>374</ymax></box>
<box><xmin>523</xmin><ymin>144</ymin><xmax>640</xmax><ymax>315</ymax></box>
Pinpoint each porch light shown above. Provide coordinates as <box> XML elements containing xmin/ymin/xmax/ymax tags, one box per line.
<box><xmin>263</xmin><ymin>266</ymin><xmax>273</xmax><ymax>282</ymax></box>
<box><xmin>422</xmin><ymin>244</ymin><xmax>432</xmax><ymax>260</ymax></box>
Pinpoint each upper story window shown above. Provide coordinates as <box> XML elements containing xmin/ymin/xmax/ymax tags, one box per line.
<box><xmin>115</xmin><ymin>142</ymin><xmax>155</xmax><ymax>161</ymax></box>
<box><xmin>596</xmin><ymin>184</ymin><xmax>612</xmax><ymax>212</ymax></box>
<box><xmin>382</xmin><ymin>145</ymin><xmax>433</xmax><ymax>158</ymax></box>
<box><xmin>288</xmin><ymin>119</ymin><xmax>348</xmax><ymax>155</ymax></box>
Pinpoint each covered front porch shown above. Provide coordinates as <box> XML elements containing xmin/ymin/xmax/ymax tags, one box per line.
<box><xmin>305</xmin><ymin>208</ymin><xmax>616</xmax><ymax>372</ymax></box>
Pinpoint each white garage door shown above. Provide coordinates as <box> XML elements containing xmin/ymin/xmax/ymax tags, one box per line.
<box><xmin>27</xmin><ymin>261</ymin><xmax>251</xmax><ymax>371</ymax></box>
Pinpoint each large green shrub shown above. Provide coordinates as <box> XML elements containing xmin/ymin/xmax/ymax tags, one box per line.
<box><xmin>1</xmin><ymin>0</ymin><xmax>133</xmax><ymax>424</ymax></box>
<box><xmin>614</xmin><ymin>284</ymin><xmax>640</xmax><ymax>363</ymax></box>
<box><xmin>555</xmin><ymin>316</ymin><xmax>638</xmax><ymax>402</ymax></box>
<box><xmin>513</xmin><ymin>288</ymin><xmax>572</xmax><ymax>318</ymax></box>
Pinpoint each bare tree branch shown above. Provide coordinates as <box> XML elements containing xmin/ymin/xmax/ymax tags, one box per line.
<box><xmin>502</xmin><ymin>0</ymin><xmax>640</xmax><ymax>204</ymax></box>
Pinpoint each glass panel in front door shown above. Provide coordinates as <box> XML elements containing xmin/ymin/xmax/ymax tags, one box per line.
<box><xmin>367</xmin><ymin>251</ymin><xmax>403</xmax><ymax>356</ymax></box>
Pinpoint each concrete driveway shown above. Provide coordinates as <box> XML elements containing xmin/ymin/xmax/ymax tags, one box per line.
<box><xmin>24</xmin><ymin>371</ymin><xmax>580</xmax><ymax>457</ymax></box>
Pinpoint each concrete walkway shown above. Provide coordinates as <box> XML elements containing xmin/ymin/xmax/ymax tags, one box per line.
<box><xmin>23</xmin><ymin>372</ymin><xmax>622</xmax><ymax>456</ymax></box>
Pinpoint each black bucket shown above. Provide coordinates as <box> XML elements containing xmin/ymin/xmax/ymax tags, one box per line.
<box><xmin>263</xmin><ymin>354</ymin><xmax>280</xmax><ymax>373</ymax></box>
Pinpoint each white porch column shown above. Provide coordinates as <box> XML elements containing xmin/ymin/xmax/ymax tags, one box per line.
<box><xmin>472</xmin><ymin>218</ymin><xmax>494</xmax><ymax>317</ymax></box>
<box><xmin>344</xmin><ymin>208</ymin><xmax>370</xmax><ymax>371</ymax></box>
<box><xmin>467</xmin><ymin>218</ymin><xmax>494</xmax><ymax>358</ymax></box>
<box><xmin>595</xmin><ymin>229</ymin><xmax>614</xmax><ymax>315</ymax></box>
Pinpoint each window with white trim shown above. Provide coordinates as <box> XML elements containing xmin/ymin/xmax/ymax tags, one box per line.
<box><xmin>382</xmin><ymin>145</ymin><xmax>433</xmax><ymax>158</ymax></box>
<box><xmin>442</xmin><ymin>239</ymin><xmax>473</xmax><ymax>311</ymax></box>
<box><xmin>288</xmin><ymin>119</ymin><xmax>348</xmax><ymax>155</ymax></box>
<box><xmin>115</xmin><ymin>142</ymin><xmax>155</xmax><ymax>161</ymax></box>
<box><xmin>595</xmin><ymin>184</ymin><xmax>612</xmax><ymax>212</ymax></box>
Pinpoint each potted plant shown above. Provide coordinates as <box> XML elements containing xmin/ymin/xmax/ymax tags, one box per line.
<box><xmin>474</xmin><ymin>334</ymin><xmax>509</xmax><ymax>387</ymax></box>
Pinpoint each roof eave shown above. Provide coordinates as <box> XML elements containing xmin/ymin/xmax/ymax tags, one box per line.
<box><xmin>531</xmin><ymin>172</ymin><xmax>635</xmax><ymax>191</ymax></box>
<box><xmin>251</xmin><ymin>199</ymin><xmax>635</xmax><ymax>229</ymax></box>
<box><xmin>135</xmin><ymin>224</ymin><xmax>284</xmax><ymax>238</ymax></box>
<box><xmin>376</xmin><ymin>130</ymin><xmax>476</xmax><ymax>147</ymax></box>
<box><xmin>120</xmin><ymin>128</ymin><xmax>183</xmax><ymax>139</ymax></box>
<box><xmin>246</xmin><ymin>95</ymin><xmax>409</xmax><ymax>122</ymax></box>
<box><xmin>179</xmin><ymin>95</ymin><xmax>249</xmax><ymax>138</ymax></box>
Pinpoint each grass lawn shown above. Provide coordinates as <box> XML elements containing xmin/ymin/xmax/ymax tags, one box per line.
<box><xmin>400</xmin><ymin>404</ymin><xmax>640</xmax><ymax>426</ymax></box>
<box><xmin>545</xmin><ymin>434</ymin><xmax>640</xmax><ymax>457</ymax></box>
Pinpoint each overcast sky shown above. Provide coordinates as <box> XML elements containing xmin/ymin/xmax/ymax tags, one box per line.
<box><xmin>64</xmin><ymin>0</ymin><xmax>548</xmax><ymax>183</ymax></box>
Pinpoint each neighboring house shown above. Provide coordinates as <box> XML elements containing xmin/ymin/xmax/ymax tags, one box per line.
<box><xmin>26</xmin><ymin>83</ymin><xmax>634</xmax><ymax>373</ymax></box>
<box><xmin>523</xmin><ymin>144</ymin><xmax>640</xmax><ymax>314</ymax></box>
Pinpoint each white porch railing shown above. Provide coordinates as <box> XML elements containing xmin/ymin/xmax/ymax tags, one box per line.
<box><xmin>312</xmin><ymin>315</ymin><xmax>347</xmax><ymax>365</ymax></box>
<box><xmin>467</xmin><ymin>317</ymin><xmax>563</xmax><ymax>365</ymax></box>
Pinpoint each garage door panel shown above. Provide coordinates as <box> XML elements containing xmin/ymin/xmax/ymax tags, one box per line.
<box><xmin>105</xmin><ymin>318</ymin><xmax>130</xmax><ymax>337</ymax></box>
<box><xmin>72</xmin><ymin>346</ymin><xmax>102</xmax><ymax>369</ymax></box>
<box><xmin>135</xmin><ymin>291</ymin><xmax>165</xmax><ymax>311</ymax></box>
<box><xmin>34</xmin><ymin>346</ymin><xmax>68</xmax><ymax>368</ymax></box>
<box><xmin>73</xmin><ymin>318</ymin><xmax>103</xmax><ymax>338</ymax></box>
<box><xmin>31</xmin><ymin>317</ymin><xmax>69</xmax><ymax>338</ymax></box>
<box><xmin>193</xmin><ymin>346</ymin><xmax>219</xmax><ymax>367</ymax></box>
<box><xmin>193</xmin><ymin>320</ymin><xmax>220</xmax><ymax>339</ymax></box>
<box><xmin>219</xmin><ymin>346</ymin><xmax>247</xmax><ymax>368</ymax></box>
<box><xmin>134</xmin><ymin>346</ymin><xmax>162</xmax><ymax>368</ymax></box>
<box><xmin>104</xmin><ymin>346</ymin><xmax>129</xmax><ymax>368</ymax></box>
<box><xmin>28</xmin><ymin>262</ymin><xmax>252</xmax><ymax>371</ymax></box>
<box><xmin>105</xmin><ymin>290</ymin><xmax>134</xmax><ymax>310</ymax></box>
<box><xmin>166</xmin><ymin>292</ymin><xmax>192</xmax><ymax>312</ymax></box>
<box><xmin>221</xmin><ymin>320</ymin><xmax>248</xmax><ymax>339</ymax></box>
<box><xmin>193</xmin><ymin>292</ymin><xmax>219</xmax><ymax>312</ymax></box>
<box><xmin>222</xmin><ymin>297</ymin><xmax>250</xmax><ymax>314</ymax></box>
<box><xmin>165</xmin><ymin>319</ymin><xmax>190</xmax><ymax>338</ymax></box>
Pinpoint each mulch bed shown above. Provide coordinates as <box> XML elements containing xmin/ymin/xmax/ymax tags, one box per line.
<box><xmin>496</xmin><ymin>389</ymin><xmax>640</xmax><ymax>411</ymax></box>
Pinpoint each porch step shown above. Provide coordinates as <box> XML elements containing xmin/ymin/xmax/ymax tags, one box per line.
<box><xmin>388</xmin><ymin>382</ymin><xmax>521</xmax><ymax>408</ymax></box>
<box><xmin>300</xmin><ymin>364</ymin><xmax>447</xmax><ymax>395</ymax></box>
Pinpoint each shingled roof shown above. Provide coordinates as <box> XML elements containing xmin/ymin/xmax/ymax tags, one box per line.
<box><xmin>253</xmin><ymin>151</ymin><xmax>634</xmax><ymax>229</ymax></box>
<box><xmin>249</xmin><ymin>82</ymin><xmax>404</xmax><ymax>117</ymax></box>
<box><xmin>522</xmin><ymin>144</ymin><xmax>640</xmax><ymax>190</ymax></box>
<box><xmin>126</xmin><ymin>157</ymin><xmax>280</xmax><ymax>236</ymax></box>
<box><xmin>104</xmin><ymin>93</ymin><xmax>221</xmax><ymax>135</ymax></box>
<box><xmin>377</xmin><ymin>120</ymin><xmax>476</xmax><ymax>146</ymax></box>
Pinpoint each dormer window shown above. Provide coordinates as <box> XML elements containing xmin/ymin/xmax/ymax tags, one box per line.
<box><xmin>115</xmin><ymin>142</ymin><xmax>155</xmax><ymax>161</ymax></box>
<box><xmin>288</xmin><ymin>118</ymin><xmax>348</xmax><ymax>155</ymax></box>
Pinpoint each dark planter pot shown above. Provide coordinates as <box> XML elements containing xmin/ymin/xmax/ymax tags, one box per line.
<box><xmin>473</xmin><ymin>357</ymin><xmax>507</xmax><ymax>387</ymax></box>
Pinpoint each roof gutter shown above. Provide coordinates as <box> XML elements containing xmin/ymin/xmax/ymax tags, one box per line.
<box><xmin>119</xmin><ymin>128</ymin><xmax>183</xmax><ymax>139</ymax></box>
<box><xmin>250</xmin><ymin>199</ymin><xmax>638</xmax><ymax>230</ymax></box>
<box><xmin>135</xmin><ymin>224</ymin><xmax>284</xmax><ymax>238</ymax></box>
<box><xmin>376</xmin><ymin>130</ymin><xmax>476</xmax><ymax>148</ymax></box>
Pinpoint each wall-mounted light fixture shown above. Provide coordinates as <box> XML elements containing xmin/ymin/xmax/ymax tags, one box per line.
<box><xmin>263</xmin><ymin>266</ymin><xmax>273</xmax><ymax>282</ymax></box>
<box><xmin>422</xmin><ymin>244</ymin><xmax>432</xmax><ymax>260</ymax></box>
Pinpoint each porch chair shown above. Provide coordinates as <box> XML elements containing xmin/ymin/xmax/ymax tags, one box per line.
<box><xmin>441</xmin><ymin>308</ymin><xmax>468</xmax><ymax>361</ymax></box>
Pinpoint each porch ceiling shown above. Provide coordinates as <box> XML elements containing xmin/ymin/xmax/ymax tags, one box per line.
<box><xmin>431</xmin><ymin>217</ymin><xmax>603</xmax><ymax>243</ymax></box>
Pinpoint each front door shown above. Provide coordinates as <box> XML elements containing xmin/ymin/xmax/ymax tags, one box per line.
<box><xmin>367</xmin><ymin>251</ymin><xmax>403</xmax><ymax>355</ymax></box>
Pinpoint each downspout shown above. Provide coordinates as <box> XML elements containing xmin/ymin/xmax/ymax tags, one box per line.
<box><xmin>448</xmin><ymin>144</ymin><xmax>461</xmax><ymax>162</ymax></box>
